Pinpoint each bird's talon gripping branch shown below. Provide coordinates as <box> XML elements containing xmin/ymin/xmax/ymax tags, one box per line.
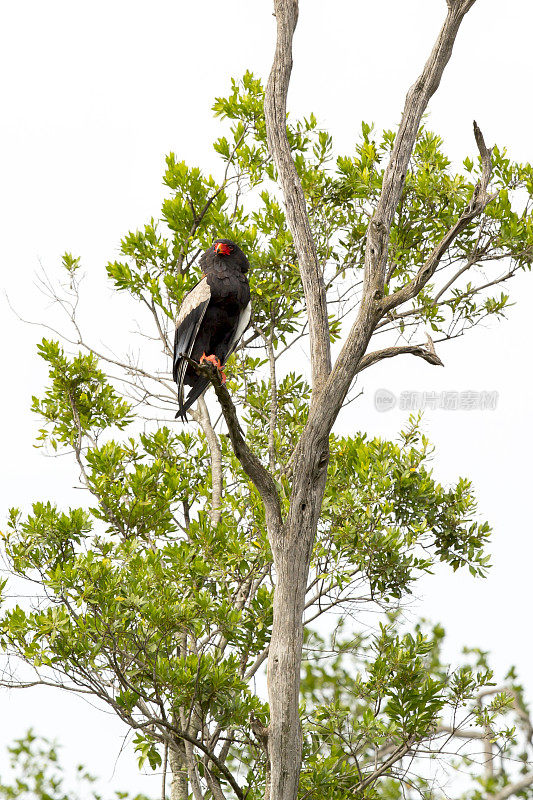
<box><xmin>200</xmin><ymin>353</ymin><xmax>227</xmax><ymax>383</ymax></box>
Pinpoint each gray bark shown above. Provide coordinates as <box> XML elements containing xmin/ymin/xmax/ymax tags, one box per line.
<box><xmin>169</xmin><ymin>744</ymin><xmax>189</xmax><ymax>800</ymax></box>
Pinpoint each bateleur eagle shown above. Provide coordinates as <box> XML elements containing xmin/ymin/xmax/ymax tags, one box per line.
<box><xmin>173</xmin><ymin>239</ymin><xmax>251</xmax><ymax>420</ymax></box>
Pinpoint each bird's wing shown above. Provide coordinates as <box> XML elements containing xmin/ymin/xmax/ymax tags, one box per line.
<box><xmin>181</xmin><ymin>301</ymin><xmax>251</xmax><ymax>417</ymax></box>
<box><xmin>173</xmin><ymin>277</ymin><xmax>211</xmax><ymax>413</ymax></box>
<box><xmin>226</xmin><ymin>301</ymin><xmax>252</xmax><ymax>359</ymax></box>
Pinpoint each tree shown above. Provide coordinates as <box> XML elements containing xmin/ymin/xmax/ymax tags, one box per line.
<box><xmin>1</xmin><ymin>1</ymin><xmax>533</xmax><ymax>799</ymax></box>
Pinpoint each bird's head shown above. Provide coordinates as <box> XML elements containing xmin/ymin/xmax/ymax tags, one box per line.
<box><xmin>214</xmin><ymin>241</ymin><xmax>232</xmax><ymax>256</ymax></box>
<box><xmin>211</xmin><ymin>239</ymin><xmax>249</xmax><ymax>273</ymax></box>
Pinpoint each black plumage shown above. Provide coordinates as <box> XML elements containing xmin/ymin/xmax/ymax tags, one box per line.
<box><xmin>173</xmin><ymin>239</ymin><xmax>251</xmax><ymax>419</ymax></box>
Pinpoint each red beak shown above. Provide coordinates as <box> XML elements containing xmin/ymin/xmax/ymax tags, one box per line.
<box><xmin>214</xmin><ymin>242</ymin><xmax>231</xmax><ymax>256</ymax></box>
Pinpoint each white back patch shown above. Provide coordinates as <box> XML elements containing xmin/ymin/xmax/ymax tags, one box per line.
<box><xmin>176</xmin><ymin>277</ymin><xmax>211</xmax><ymax>327</ymax></box>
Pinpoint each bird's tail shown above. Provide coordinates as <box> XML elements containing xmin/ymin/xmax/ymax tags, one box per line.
<box><xmin>175</xmin><ymin>377</ymin><xmax>210</xmax><ymax>421</ymax></box>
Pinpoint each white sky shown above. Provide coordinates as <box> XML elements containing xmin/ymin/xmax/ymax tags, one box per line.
<box><xmin>1</xmin><ymin>0</ymin><xmax>532</xmax><ymax>795</ymax></box>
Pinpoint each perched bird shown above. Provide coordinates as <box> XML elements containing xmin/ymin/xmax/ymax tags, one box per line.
<box><xmin>173</xmin><ymin>239</ymin><xmax>251</xmax><ymax>419</ymax></box>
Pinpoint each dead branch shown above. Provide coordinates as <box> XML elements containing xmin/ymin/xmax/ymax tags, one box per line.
<box><xmin>356</xmin><ymin>342</ymin><xmax>444</xmax><ymax>373</ymax></box>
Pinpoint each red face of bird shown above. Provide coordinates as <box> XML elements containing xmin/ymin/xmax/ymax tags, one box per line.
<box><xmin>205</xmin><ymin>239</ymin><xmax>249</xmax><ymax>273</ymax></box>
<box><xmin>214</xmin><ymin>241</ymin><xmax>233</xmax><ymax>256</ymax></box>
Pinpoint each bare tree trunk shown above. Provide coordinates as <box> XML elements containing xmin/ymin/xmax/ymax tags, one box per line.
<box><xmin>169</xmin><ymin>743</ymin><xmax>188</xmax><ymax>800</ymax></box>
<box><xmin>266</xmin><ymin>456</ymin><xmax>328</xmax><ymax>800</ymax></box>
<box><xmin>265</xmin><ymin>395</ymin><xmax>337</xmax><ymax>799</ymax></box>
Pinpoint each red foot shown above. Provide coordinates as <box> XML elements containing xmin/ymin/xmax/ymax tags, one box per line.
<box><xmin>200</xmin><ymin>353</ymin><xmax>227</xmax><ymax>383</ymax></box>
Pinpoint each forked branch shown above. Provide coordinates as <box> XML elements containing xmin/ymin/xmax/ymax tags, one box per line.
<box><xmin>381</xmin><ymin>120</ymin><xmax>495</xmax><ymax>315</ymax></box>
<box><xmin>302</xmin><ymin>2</ymin><xmax>481</xmax><ymax>439</ymax></box>
<box><xmin>363</xmin><ymin>0</ymin><xmax>479</xmax><ymax>294</ymax></box>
